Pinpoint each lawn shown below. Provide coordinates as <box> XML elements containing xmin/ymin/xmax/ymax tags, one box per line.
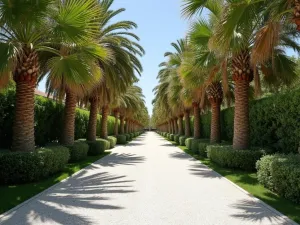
<box><xmin>0</xmin><ymin>152</ymin><xmax>111</xmax><ymax>214</ymax></box>
<box><xmin>168</xmin><ymin>139</ymin><xmax>300</xmax><ymax>224</ymax></box>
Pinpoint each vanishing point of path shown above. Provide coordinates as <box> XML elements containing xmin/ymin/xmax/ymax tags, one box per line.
<box><xmin>0</xmin><ymin>132</ymin><xmax>297</xmax><ymax>225</ymax></box>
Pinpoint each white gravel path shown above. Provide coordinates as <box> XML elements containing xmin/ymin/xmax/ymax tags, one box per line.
<box><xmin>0</xmin><ymin>132</ymin><xmax>297</xmax><ymax>225</ymax></box>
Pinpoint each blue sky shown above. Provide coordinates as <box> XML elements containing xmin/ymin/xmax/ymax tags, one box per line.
<box><xmin>111</xmin><ymin>0</ymin><xmax>189</xmax><ymax>115</ymax></box>
<box><xmin>38</xmin><ymin>0</ymin><xmax>189</xmax><ymax>116</ymax></box>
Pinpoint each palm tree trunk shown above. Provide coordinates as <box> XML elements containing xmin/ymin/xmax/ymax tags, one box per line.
<box><xmin>232</xmin><ymin>51</ymin><xmax>253</xmax><ymax>150</ymax></box>
<box><xmin>12</xmin><ymin>81</ymin><xmax>36</xmax><ymax>152</ymax></box>
<box><xmin>293</xmin><ymin>0</ymin><xmax>300</xmax><ymax>30</ymax></box>
<box><xmin>62</xmin><ymin>90</ymin><xmax>77</xmax><ymax>146</ymax></box>
<box><xmin>233</xmin><ymin>80</ymin><xmax>250</xmax><ymax>149</ymax></box>
<box><xmin>125</xmin><ymin>119</ymin><xmax>129</xmax><ymax>133</ymax></box>
<box><xmin>12</xmin><ymin>49</ymin><xmax>39</xmax><ymax>152</ymax></box>
<box><xmin>178</xmin><ymin>115</ymin><xmax>184</xmax><ymax>135</ymax></box>
<box><xmin>114</xmin><ymin>111</ymin><xmax>119</xmax><ymax>136</ymax></box>
<box><xmin>168</xmin><ymin>121</ymin><xmax>171</xmax><ymax>133</ymax></box>
<box><xmin>100</xmin><ymin>105</ymin><xmax>109</xmax><ymax>139</ymax></box>
<box><xmin>174</xmin><ymin>118</ymin><xmax>178</xmax><ymax>134</ymax></box>
<box><xmin>184</xmin><ymin>110</ymin><xmax>191</xmax><ymax>137</ymax></box>
<box><xmin>120</xmin><ymin>116</ymin><xmax>125</xmax><ymax>134</ymax></box>
<box><xmin>210</xmin><ymin>101</ymin><xmax>221</xmax><ymax>144</ymax></box>
<box><xmin>87</xmin><ymin>98</ymin><xmax>98</xmax><ymax>141</ymax></box>
<box><xmin>193</xmin><ymin>104</ymin><xmax>201</xmax><ymax>139</ymax></box>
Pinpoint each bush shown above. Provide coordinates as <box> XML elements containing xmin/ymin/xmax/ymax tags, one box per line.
<box><xmin>169</xmin><ymin>134</ymin><xmax>175</xmax><ymax>141</ymax></box>
<box><xmin>257</xmin><ymin>154</ymin><xmax>300</xmax><ymax>203</ymax></box>
<box><xmin>179</xmin><ymin>136</ymin><xmax>187</xmax><ymax>146</ymax></box>
<box><xmin>0</xmin><ymin>146</ymin><xmax>70</xmax><ymax>184</ymax></box>
<box><xmin>185</xmin><ymin>138</ymin><xmax>194</xmax><ymax>150</ymax></box>
<box><xmin>82</xmin><ymin>139</ymin><xmax>109</xmax><ymax>156</ymax></box>
<box><xmin>174</xmin><ymin>135</ymin><xmax>180</xmax><ymax>144</ymax></box>
<box><xmin>107</xmin><ymin>136</ymin><xmax>117</xmax><ymax>148</ymax></box>
<box><xmin>207</xmin><ymin>145</ymin><xmax>265</xmax><ymax>171</ymax></box>
<box><xmin>66</xmin><ymin>141</ymin><xmax>89</xmax><ymax>162</ymax></box>
<box><xmin>116</xmin><ymin>135</ymin><xmax>127</xmax><ymax>144</ymax></box>
<box><xmin>125</xmin><ymin>134</ymin><xmax>131</xmax><ymax>141</ymax></box>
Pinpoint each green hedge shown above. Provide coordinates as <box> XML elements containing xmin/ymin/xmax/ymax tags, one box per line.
<box><xmin>0</xmin><ymin>146</ymin><xmax>70</xmax><ymax>184</ymax></box>
<box><xmin>169</xmin><ymin>134</ymin><xmax>174</xmax><ymax>141</ymax></box>
<box><xmin>174</xmin><ymin>135</ymin><xmax>180</xmax><ymax>144</ymax></box>
<box><xmin>116</xmin><ymin>135</ymin><xmax>127</xmax><ymax>144</ymax></box>
<box><xmin>207</xmin><ymin>145</ymin><xmax>265</xmax><ymax>171</ymax></box>
<box><xmin>125</xmin><ymin>134</ymin><xmax>131</xmax><ymax>141</ymax></box>
<box><xmin>66</xmin><ymin>141</ymin><xmax>89</xmax><ymax>162</ymax></box>
<box><xmin>179</xmin><ymin>136</ymin><xmax>187</xmax><ymax>146</ymax></box>
<box><xmin>256</xmin><ymin>154</ymin><xmax>300</xmax><ymax>203</ymax></box>
<box><xmin>199</xmin><ymin>90</ymin><xmax>300</xmax><ymax>153</ymax></box>
<box><xmin>108</xmin><ymin>136</ymin><xmax>117</xmax><ymax>148</ymax></box>
<box><xmin>185</xmin><ymin>138</ymin><xmax>194</xmax><ymax>150</ymax></box>
<box><xmin>80</xmin><ymin>139</ymin><xmax>109</xmax><ymax>156</ymax></box>
<box><xmin>0</xmin><ymin>89</ymin><xmax>117</xmax><ymax>149</ymax></box>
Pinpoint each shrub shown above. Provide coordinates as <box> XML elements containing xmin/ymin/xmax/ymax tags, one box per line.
<box><xmin>125</xmin><ymin>134</ymin><xmax>131</xmax><ymax>141</ymax></box>
<box><xmin>197</xmin><ymin>140</ymin><xmax>210</xmax><ymax>157</ymax></box>
<box><xmin>82</xmin><ymin>139</ymin><xmax>109</xmax><ymax>156</ymax></box>
<box><xmin>66</xmin><ymin>141</ymin><xmax>89</xmax><ymax>162</ymax></box>
<box><xmin>257</xmin><ymin>154</ymin><xmax>300</xmax><ymax>203</ymax></box>
<box><xmin>116</xmin><ymin>135</ymin><xmax>127</xmax><ymax>144</ymax></box>
<box><xmin>0</xmin><ymin>146</ymin><xmax>69</xmax><ymax>184</ymax></box>
<box><xmin>179</xmin><ymin>136</ymin><xmax>187</xmax><ymax>146</ymax></box>
<box><xmin>185</xmin><ymin>138</ymin><xmax>194</xmax><ymax>150</ymax></box>
<box><xmin>130</xmin><ymin>133</ymin><xmax>135</xmax><ymax>139</ymax></box>
<box><xmin>107</xmin><ymin>136</ymin><xmax>117</xmax><ymax>148</ymax></box>
<box><xmin>170</xmin><ymin>134</ymin><xmax>175</xmax><ymax>141</ymax></box>
<box><xmin>174</xmin><ymin>135</ymin><xmax>180</xmax><ymax>144</ymax></box>
<box><xmin>207</xmin><ymin>145</ymin><xmax>265</xmax><ymax>171</ymax></box>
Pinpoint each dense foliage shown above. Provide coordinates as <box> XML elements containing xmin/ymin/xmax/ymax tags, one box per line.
<box><xmin>207</xmin><ymin>145</ymin><xmax>265</xmax><ymax>171</ymax></box>
<box><xmin>199</xmin><ymin>89</ymin><xmax>300</xmax><ymax>153</ymax></box>
<box><xmin>0</xmin><ymin>146</ymin><xmax>70</xmax><ymax>184</ymax></box>
<box><xmin>257</xmin><ymin>154</ymin><xmax>300</xmax><ymax>203</ymax></box>
<box><xmin>0</xmin><ymin>90</ymin><xmax>116</xmax><ymax>149</ymax></box>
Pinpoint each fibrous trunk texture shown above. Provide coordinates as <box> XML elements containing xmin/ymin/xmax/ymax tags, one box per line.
<box><xmin>12</xmin><ymin>49</ymin><xmax>39</xmax><ymax>152</ymax></box>
<box><xmin>174</xmin><ymin>118</ymin><xmax>178</xmax><ymax>134</ymax></box>
<box><xmin>87</xmin><ymin>98</ymin><xmax>99</xmax><ymax>141</ymax></box>
<box><xmin>193</xmin><ymin>104</ymin><xmax>200</xmax><ymax>139</ymax></box>
<box><xmin>207</xmin><ymin>82</ymin><xmax>223</xmax><ymax>144</ymax></box>
<box><xmin>114</xmin><ymin>111</ymin><xmax>119</xmax><ymax>136</ymax></box>
<box><xmin>62</xmin><ymin>90</ymin><xmax>77</xmax><ymax>146</ymax></box>
<box><xmin>178</xmin><ymin>115</ymin><xmax>184</xmax><ymax>135</ymax></box>
<box><xmin>126</xmin><ymin>120</ymin><xmax>129</xmax><ymax>133</ymax></box>
<box><xmin>232</xmin><ymin>51</ymin><xmax>253</xmax><ymax>150</ymax></box>
<box><xmin>100</xmin><ymin>105</ymin><xmax>109</xmax><ymax>139</ymax></box>
<box><xmin>184</xmin><ymin>110</ymin><xmax>191</xmax><ymax>137</ymax></box>
<box><xmin>293</xmin><ymin>0</ymin><xmax>300</xmax><ymax>31</ymax></box>
<box><xmin>120</xmin><ymin>116</ymin><xmax>125</xmax><ymax>134</ymax></box>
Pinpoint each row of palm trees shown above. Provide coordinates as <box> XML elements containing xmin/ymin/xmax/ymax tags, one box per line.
<box><xmin>152</xmin><ymin>0</ymin><xmax>300</xmax><ymax>150</ymax></box>
<box><xmin>0</xmin><ymin>0</ymin><xmax>148</xmax><ymax>152</ymax></box>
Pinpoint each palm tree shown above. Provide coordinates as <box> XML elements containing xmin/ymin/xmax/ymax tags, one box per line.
<box><xmin>85</xmin><ymin>0</ymin><xmax>144</xmax><ymax>141</ymax></box>
<box><xmin>182</xmin><ymin>0</ymin><xmax>299</xmax><ymax>149</ymax></box>
<box><xmin>0</xmin><ymin>0</ymin><xmax>103</xmax><ymax>151</ymax></box>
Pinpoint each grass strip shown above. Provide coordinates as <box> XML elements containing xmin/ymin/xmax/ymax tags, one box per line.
<box><xmin>0</xmin><ymin>152</ymin><xmax>111</xmax><ymax>214</ymax></box>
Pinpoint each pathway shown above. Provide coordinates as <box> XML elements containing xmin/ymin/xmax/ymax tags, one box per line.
<box><xmin>0</xmin><ymin>132</ymin><xmax>297</xmax><ymax>225</ymax></box>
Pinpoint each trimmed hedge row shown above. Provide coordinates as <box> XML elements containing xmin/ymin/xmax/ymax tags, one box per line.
<box><xmin>0</xmin><ymin>146</ymin><xmax>70</xmax><ymax>184</ymax></box>
<box><xmin>207</xmin><ymin>145</ymin><xmax>265</xmax><ymax>171</ymax></box>
<box><xmin>256</xmin><ymin>154</ymin><xmax>300</xmax><ymax>203</ymax></box>
<box><xmin>0</xmin><ymin>90</ymin><xmax>117</xmax><ymax>148</ymax></box>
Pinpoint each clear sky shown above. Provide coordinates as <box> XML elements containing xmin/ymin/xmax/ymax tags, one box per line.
<box><xmin>38</xmin><ymin>0</ymin><xmax>189</xmax><ymax>116</ymax></box>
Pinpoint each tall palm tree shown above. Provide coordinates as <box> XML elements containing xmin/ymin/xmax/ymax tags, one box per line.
<box><xmin>85</xmin><ymin>0</ymin><xmax>144</xmax><ymax>141</ymax></box>
<box><xmin>0</xmin><ymin>0</ymin><xmax>103</xmax><ymax>151</ymax></box>
<box><xmin>182</xmin><ymin>0</ymin><xmax>299</xmax><ymax>149</ymax></box>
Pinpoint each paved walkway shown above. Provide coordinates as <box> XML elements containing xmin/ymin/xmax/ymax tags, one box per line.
<box><xmin>0</xmin><ymin>132</ymin><xmax>297</xmax><ymax>225</ymax></box>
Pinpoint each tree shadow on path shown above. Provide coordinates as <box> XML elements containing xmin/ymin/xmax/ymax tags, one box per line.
<box><xmin>0</xmin><ymin>170</ymin><xmax>136</xmax><ymax>225</ymax></box>
<box><xmin>97</xmin><ymin>153</ymin><xmax>145</xmax><ymax>167</ymax></box>
<box><xmin>229</xmin><ymin>199</ymin><xmax>293</xmax><ymax>225</ymax></box>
